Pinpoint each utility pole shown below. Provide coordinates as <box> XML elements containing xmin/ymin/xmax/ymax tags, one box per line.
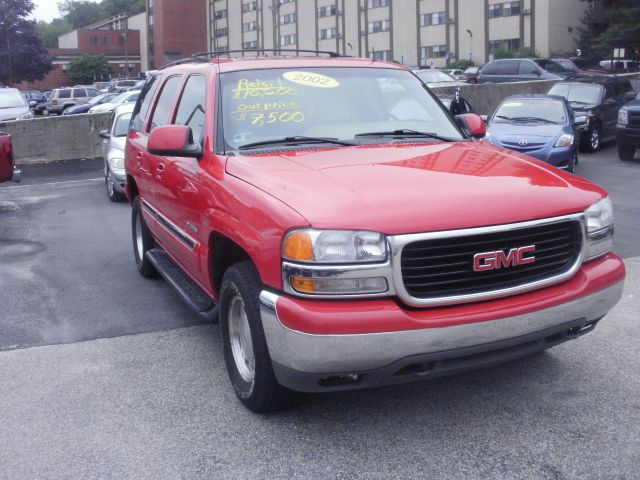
<box><xmin>122</xmin><ymin>31</ymin><xmax>129</xmax><ymax>78</ymax></box>
<box><xmin>2</xmin><ymin>1</ymin><xmax>13</xmax><ymax>86</ymax></box>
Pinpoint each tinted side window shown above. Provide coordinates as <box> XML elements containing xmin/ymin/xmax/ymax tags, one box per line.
<box><xmin>174</xmin><ymin>75</ymin><xmax>207</xmax><ymax>142</ymax></box>
<box><xmin>73</xmin><ymin>88</ymin><xmax>87</xmax><ymax>98</ymax></box>
<box><xmin>130</xmin><ymin>75</ymin><xmax>160</xmax><ymax>132</ymax></box>
<box><xmin>58</xmin><ymin>89</ymin><xmax>72</xmax><ymax>99</ymax></box>
<box><xmin>87</xmin><ymin>89</ymin><xmax>99</xmax><ymax>97</ymax></box>
<box><xmin>498</xmin><ymin>60</ymin><xmax>519</xmax><ymax>75</ymax></box>
<box><xmin>615</xmin><ymin>80</ymin><xmax>633</xmax><ymax>96</ymax></box>
<box><xmin>149</xmin><ymin>76</ymin><xmax>182</xmax><ymax>130</ymax></box>
<box><xmin>604</xmin><ymin>84</ymin><xmax>615</xmax><ymax>100</ymax></box>
<box><xmin>481</xmin><ymin>62</ymin><xmax>498</xmax><ymax>75</ymax></box>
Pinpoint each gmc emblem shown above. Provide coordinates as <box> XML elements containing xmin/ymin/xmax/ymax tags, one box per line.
<box><xmin>473</xmin><ymin>245</ymin><xmax>536</xmax><ymax>272</ymax></box>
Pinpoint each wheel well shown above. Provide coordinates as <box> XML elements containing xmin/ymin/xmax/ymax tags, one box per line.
<box><xmin>126</xmin><ymin>175</ymin><xmax>139</xmax><ymax>203</ymax></box>
<box><xmin>210</xmin><ymin>233</ymin><xmax>252</xmax><ymax>295</ymax></box>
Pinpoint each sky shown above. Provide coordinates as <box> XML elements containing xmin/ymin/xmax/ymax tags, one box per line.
<box><xmin>31</xmin><ymin>0</ymin><xmax>100</xmax><ymax>23</ymax></box>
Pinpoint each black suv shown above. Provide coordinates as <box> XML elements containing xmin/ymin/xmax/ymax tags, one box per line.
<box><xmin>617</xmin><ymin>91</ymin><xmax>640</xmax><ymax>161</ymax></box>
<box><xmin>548</xmin><ymin>76</ymin><xmax>636</xmax><ymax>152</ymax></box>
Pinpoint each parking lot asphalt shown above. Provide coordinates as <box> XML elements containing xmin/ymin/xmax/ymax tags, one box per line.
<box><xmin>1</xmin><ymin>144</ymin><xmax>639</xmax><ymax>479</ymax></box>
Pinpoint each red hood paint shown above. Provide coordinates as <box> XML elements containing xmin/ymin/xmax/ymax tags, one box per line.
<box><xmin>226</xmin><ymin>142</ymin><xmax>606</xmax><ymax>235</ymax></box>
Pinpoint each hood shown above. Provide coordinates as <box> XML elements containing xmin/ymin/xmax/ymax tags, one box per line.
<box><xmin>110</xmin><ymin>136</ymin><xmax>127</xmax><ymax>154</ymax></box>
<box><xmin>569</xmin><ymin>102</ymin><xmax>597</xmax><ymax>114</ymax></box>
<box><xmin>226</xmin><ymin>142</ymin><xmax>605</xmax><ymax>235</ymax></box>
<box><xmin>623</xmin><ymin>99</ymin><xmax>640</xmax><ymax>109</ymax></box>
<box><xmin>0</xmin><ymin>106</ymin><xmax>29</xmax><ymax>122</ymax></box>
<box><xmin>488</xmin><ymin>122</ymin><xmax>565</xmax><ymax>138</ymax></box>
<box><xmin>89</xmin><ymin>103</ymin><xmax>114</xmax><ymax>113</ymax></box>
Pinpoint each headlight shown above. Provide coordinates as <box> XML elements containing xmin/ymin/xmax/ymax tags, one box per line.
<box><xmin>283</xmin><ymin>229</ymin><xmax>387</xmax><ymax>264</ymax></box>
<box><xmin>618</xmin><ymin>109</ymin><xmax>629</xmax><ymax>126</ymax></box>
<box><xmin>584</xmin><ymin>197</ymin><xmax>614</xmax><ymax>261</ymax></box>
<box><xmin>109</xmin><ymin>157</ymin><xmax>125</xmax><ymax>169</ymax></box>
<box><xmin>554</xmin><ymin>134</ymin><xmax>574</xmax><ymax>148</ymax></box>
<box><xmin>18</xmin><ymin>112</ymin><xmax>33</xmax><ymax>120</ymax></box>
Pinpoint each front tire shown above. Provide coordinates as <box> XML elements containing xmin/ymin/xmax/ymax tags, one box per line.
<box><xmin>219</xmin><ymin>261</ymin><xmax>298</xmax><ymax>413</ymax></box>
<box><xmin>131</xmin><ymin>197</ymin><xmax>157</xmax><ymax>278</ymax></box>
<box><xmin>106</xmin><ymin>168</ymin><xmax>125</xmax><ymax>202</ymax></box>
<box><xmin>583</xmin><ymin>127</ymin><xmax>601</xmax><ymax>153</ymax></box>
<box><xmin>618</xmin><ymin>145</ymin><xmax>636</xmax><ymax>162</ymax></box>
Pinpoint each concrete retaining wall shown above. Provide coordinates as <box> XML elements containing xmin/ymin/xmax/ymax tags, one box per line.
<box><xmin>2</xmin><ymin>74</ymin><xmax>639</xmax><ymax>164</ymax></box>
<box><xmin>0</xmin><ymin>112</ymin><xmax>111</xmax><ymax>164</ymax></box>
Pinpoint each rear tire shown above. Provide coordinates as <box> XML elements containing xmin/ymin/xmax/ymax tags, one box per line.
<box><xmin>618</xmin><ymin>145</ymin><xmax>636</xmax><ymax>162</ymax></box>
<box><xmin>219</xmin><ymin>261</ymin><xmax>299</xmax><ymax>413</ymax></box>
<box><xmin>131</xmin><ymin>196</ymin><xmax>158</xmax><ymax>278</ymax></box>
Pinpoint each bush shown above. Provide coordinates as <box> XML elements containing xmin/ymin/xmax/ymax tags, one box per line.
<box><xmin>446</xmin><ymin>59</ymin><xmax>475</xmax><ymax>70</ymax></box>
<box><xmin>494</xmin><ymin>47</ymin><xmax>540</xmax><ymax>59</ymax></box>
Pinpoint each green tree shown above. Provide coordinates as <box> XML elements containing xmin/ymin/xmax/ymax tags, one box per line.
<box><xmin>69</xmin><ymin>53</ymin><xmax>112</xmax><ymax>84</ymax></box>
<box><xmin>36</xmin><ymin>18</ymin><xmax>72</xmax><ymax>48</ymax></box>
<box><xmin>57</xmin><ymin>0</ymin><xmax>105</xmax><ymax>28</ymax></box>
<box><xmin>101</xmin><ymin>0</ymin><xmax>145</xmax><ymax>17</ymax></box>
<box><xmin>0</xmin><ymin>0</ymin><xmax>52</xmax><ymax>86</ymax></box>
<box><xmin>576</xmin><ymin>0</ymin><xmax>640</xmax><ymax>63</ymax></box>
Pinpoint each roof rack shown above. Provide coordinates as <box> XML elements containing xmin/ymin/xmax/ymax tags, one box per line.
<box><xmin>160</xmin><ymin>48</ymin><xmax>345</xmax><ymax>69</ymax></box>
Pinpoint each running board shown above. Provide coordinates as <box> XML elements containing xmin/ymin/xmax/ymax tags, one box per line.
<box><xmin>146</xmin><ymin>248</ymin><xmax>219</xmax><ymax>322</ymax></box>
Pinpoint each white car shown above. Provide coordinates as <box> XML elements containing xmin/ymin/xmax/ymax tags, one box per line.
<box><xmin>99</xmin><ymin>103</ymin><xmax>135</xmax><ymax>202</ymax></box>
<box><xmin>89</xmin><ymin>90</ymin><xmax>140</xmax><ymax>114</ymax></box>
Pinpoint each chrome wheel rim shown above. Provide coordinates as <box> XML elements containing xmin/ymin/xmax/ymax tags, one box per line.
<box><xmin>107</xmin><ymin>174</ymin><xmax>114</xmax><ymax>197</ymax></box>
<box><xmin>135</xmin><ymin>214</ymin><xmax>144</xmax><ymax>261</ymax></box>
<box><xmin>591</xmin><ymin>130</ymin><xmax>600</xmax><ymax>150</ymax></box>
<box><xmin>228</xmin><ymin>295</ymin><xmax>255</xmax><ymax>383</ymax></box>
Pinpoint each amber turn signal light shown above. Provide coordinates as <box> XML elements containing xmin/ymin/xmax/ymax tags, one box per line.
<box><xmin>283</xmin><ymin>230</ymin><xmax>314</xmax><ymax>261</ymax></box>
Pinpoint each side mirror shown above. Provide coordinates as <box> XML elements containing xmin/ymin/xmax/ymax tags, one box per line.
<box><xmin>574</xmin><ymin>116</ymin><xmax>588</xmax><ymax>126</ymax></box>
<box><xmin>148</xmin><ymin>125</ymin><xmax>202</xmax><ymax>158</ymax></box>
<box><xmin>456</xmin><ymin>113</ymin><xmax>486</xmax><ymax>139</ymax></box>
<box><xmin>624</xmin><ymin>91</ymin><xmax>637</xmax><ymax>101</ymax></box>
<box><xmin>29</xmin><ymin>100</ymin><xmax>37</xmax><ymax>109</ymax></box>
<box><xmin>99</xmin><ymin>130</ymin><xmax>110</xmax><ymax>139</ymax></box>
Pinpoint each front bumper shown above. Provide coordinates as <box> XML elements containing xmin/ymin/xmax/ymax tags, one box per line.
<box><xmin>616</xmin><ymin>126</ymin><xmax>640</xmax><ymax>147</ymax></box>
<box><xmin>111</xmin><ymin>169</ymin><xmax>126</xmax><ymax>193</ymax></box>
<box><xmin>261</xmin><ymin>255</ymin><xmax>624</xmax><ymax>392</ymax></box>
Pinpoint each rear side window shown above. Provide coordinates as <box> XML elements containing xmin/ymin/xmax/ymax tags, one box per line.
<box><xmin>518</xmin><ymin>61</ymin><xmax>537</xmax><ymax>75</ymax></box>
<box><xmin>57</xmin><ymin>89</ymin><xmax>71</xmax><ymax>99</ymax></box>
<box><xmin>149</xmin><ymin>76</ymin><xmax>182</xmax><ymax>130</ymax></box>
<box><xmin>497</xmin><ymin>60</ymin><xmax>518</xmax><ymax>75</ymax></box>
<box><xmin>73</xmin><ymin>88</ymin><xmax>87</xmax><ymax>98</ymax></box>
<box><xmin>87</xmin><ymin>89</ymin><xmax>99</xmax><ymax>97</ymax></box>
<box><xmin>130</xmin><ymin>75</ymin><xmax>160</xmax><ymax>132</ymax></box>
<box><xmin>174</xmin><ymin>75</ymin><xmax>207</xmax><ymax>142</ymax></box>
<box><xmin>615</xmin><ymin>80</ymin><xmax>633</xmax><ymax>96</ymax></box>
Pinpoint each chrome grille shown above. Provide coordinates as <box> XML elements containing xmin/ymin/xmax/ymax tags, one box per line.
<box><xmin>400</xmin><ymin>220</ymin><xmax>583</xmax><ymax>301</ymax></box>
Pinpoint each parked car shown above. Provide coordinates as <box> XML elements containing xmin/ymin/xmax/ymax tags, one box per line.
<box><xmin>109</xmin><ymin>79</ymin><xmax>138</xmax><ymax>93</ymax></box>
<box><xmin>21</xmin><ymin>90</ymin><xmax>47</xmax><ymax>114</ymax></box>
<box><xmin>128</xmin><ymin>79</ymin><xmax>146</xmax><ymax>91</ymax></box>
<box><xmin>0</xmin><ymin>88</ymin><xmax>33</xmax><ymax>121</ymax></box>
<box><xmin>99</xmin><ymin>103</ymin><xmax>134</xmax><ymax>201</ymax></box>
<box><xmin>532</xmin><ymin>59</ymin><xmax>578</xmax><ymax>79</ymax></box>
<box><xmin>478</xmin><ymin>58</ymin><xmax>563</xmax><ymax>83</ymax></box>
<box><xmin>62</xmin><ymin>93</ymin><xmax>120</xmax><ymax>115</ymax></box>
<box><xmin>125</xmin><ymin>53</ymin><xmax>623</xmax><ymax>412</ymax></box>
<box><xmin>413</xmin><ymin>69</ymin><xmax>458</xmax><ymax>87</ymax></box>
<box><xmin>442</xmin><ymin>69</ymin><xmax>464</xmax><ymax>80</ymax></box>
<box><xmin>548</xmin><ymin>76</ymin><xmax>636</xmax><ymax>152</ymax></box>
<box><xmin>599</xmin><ymin>59</ymin><xmax>637</xmax><ymax>72</ymax></box>
<box><xmin>93</xmin><ymin>81</ymin><xmax>111</xmax><ymax>93</ymax></box>
<box><xmin>616</xmin><ymin>91</ymin><xmax>640</xmax><ymax>161</ymax></box>
<box><xmin>462</xmin><ymin>65</ymin><xmax>482</xmax><ymax>83</ymax></box>
<box><xmin>483</xmin><ymin>95</ymin><xmax>582</xmax><ymax>172</ymax></box>
<box><xmin>88</xmin><ymin>90</ymin><xmax>140</xmax><ymax>114</ymax></box>
<box><xmin>0</xmin><ymin>131</ymin><xmax>21</xmax><ymax>183</ymax></box>
<box><xmin>44</xmin><ymin>86</ymin><xmax>100</xmax><ymax>115</ymax></box>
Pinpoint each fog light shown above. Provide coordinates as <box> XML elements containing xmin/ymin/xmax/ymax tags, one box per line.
<box><xmin>290</xmin><ymin>276</ymin><xmax>388</xmax><ymax>295</ymax></box>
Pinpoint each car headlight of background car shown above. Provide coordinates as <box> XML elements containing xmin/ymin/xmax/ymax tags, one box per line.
<box><xmin>584</xmin><ymin>197</ymin><xmax>614</xmax><ymax>261</ymax></box>
<box><xmin>282</xmin><ymin>229</ymin><xmax>391</xmax><ymax>296</ymax></box>
<box><xmin>618</xmin><ymin>109</ymin><xmax>629</xmax><ymax>126</ymax></box>
<box><xmin>554</xmin><ymin>134</ymin><xmax>574</xmax><ymax>148</ymax></box>
<box><xmin>108</xmin><ymin>157</ymin><xmax>125</xmax><ymax>170</ymax></box>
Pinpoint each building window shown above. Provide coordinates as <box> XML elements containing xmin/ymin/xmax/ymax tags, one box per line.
<box><xmin>318</xmin><ymin>28</ymin><xmax>337</xmax><ymax>40</ymax></box>
<box><xmin>280</xmin><ymin>34</ymin><xmax>296</xmax><ymax>46</ymax></box>
<box><xmin>90</xmin><ymin>36</ymin><xmax>98</xmax><ymax>46</ymax></box>
<box><xmin>216</xmin><ymin>27</ymin><xmax>228</xmax><ymax>38</ymax></box>
<box><xmin>242</xmin><ymin>2</ymin><xmax>257</xmax><ymax>13</ymax></box>
<box><xmin>503</xmin><ymin>1</ymin><xmax>520</xmax><ymax>16</ymax></box>
<box><xmin>318</xmin><ymin>5</ymin><xmax>336</xmax><ymax>17</ymax></box>
<box><xmin>489</xmin><ymin>38</ymin><xmax>520</xmax><ymax>53</ymax></box>
<box><xmin>244</xmin><ymin>40</ymin><xmax>258</xmax><ymax>49</ymax></box>
<box><xmin>243</xmin><ymin>21</ymin><xmax>257</xmax><ymax>32</ymax></box>
<box><xmin>215</xmin><ymin>9</ymin><xmax>227</xmax><ymax>20</ymax></box>
<box><xmin>420</xmin><ymin>45</ymin><xmax>447</xmax><ymax>59</ymax></box>
<box><xmin>368</xmin><ymin>0</ymin><xmax>390</xmax><ymax>8</ymax></box>
<box><xmin>488</xmin><ymin>4</ymin><xmax>501</xmax><ymax>18</ymax></box>
<box><xmin>279</xmin><ymin>0</ymin><xmax>294</xmax><ymax>4</ymax></box>
<box><xmin>420</xmin><ymin>11</ymin><xmax>446</xmax><ymax>26</ymax></box>
<box><xmin>368</xmin><ymin>20</ymin><xmax>390</xmax><ymax>33</ymax></box>
<box><xmin>280</xmin><ymin>13</ymin><xmax>296</xmax><ymax>25</ymax></box>
<box><xmin>101</xmin><ymin>36</ymin><xmax>107</xmax><ymax>44</ymax></box>
<box><xmin>371</xmin><ymin>50</ymin><xmax>391</xmax><ymax>61</ymax></box>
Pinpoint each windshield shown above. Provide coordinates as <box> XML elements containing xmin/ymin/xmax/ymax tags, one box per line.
<box><xmin>0</xmin><ymin>90</ymin><xmax>27</xmax><ymax>109</ymax></box>
<box><xmin>414</xmin><ymin>70</ymin><xmax>456</xmax><ymax>83</ymax></box>
<box><xmin>113</xmin><ymin>112</ymin><xmax>132</xmax><ymax>137</ymax></box>
<box><xmin>493</xmin><ymin>99</ymin><xmax>567</xmax><ymax>124</ymax></box>
<box><xmin>555</xmin><ymin>59</ymin><xmax>579</xmax><ymax>72</ymax></box>
<box><xmin>220</xmin><ymin>67</ymin><xmax>463</xmax><ymax>150</ymax></box>
<box><xmin>548</xmin><ymin>83</ymin><xmax>602</xmax><ymax>105</ymax></box>
<box><xmin>113</xmin><ymin>91</ymin><xmax>138</xmax><ymax>105</ymax></box>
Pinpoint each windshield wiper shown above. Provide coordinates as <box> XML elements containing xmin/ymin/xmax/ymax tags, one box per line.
<box><xmin>496</xmin><ymin>115</ymin><xmax>557</xmax><ymax>124</ymax></box>
<box><xmin>354</xmin><ymin>129</ymin><xmax>454</xmax><ymax>142</ymax></box>
<box><xmin>238</xmin><ymin>136</ymin><xmax>356</xmax><ymax>150</ymax></box>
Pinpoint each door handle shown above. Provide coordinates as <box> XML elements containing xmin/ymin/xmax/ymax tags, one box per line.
<box><xmin>156</xmin><ymin>163</ymin><xmax>165</xmax><ymax>180</ymax></box>
<box><xmin>157</xmin><ymin>163</ymin><xmax>165</xmax><ymax>171</ymax></box>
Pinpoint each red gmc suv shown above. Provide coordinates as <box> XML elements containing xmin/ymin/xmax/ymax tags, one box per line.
<box><xmin>124</xmin><ymin>51</ymin><xmax>625</xmax><ymax>412</ymax></box>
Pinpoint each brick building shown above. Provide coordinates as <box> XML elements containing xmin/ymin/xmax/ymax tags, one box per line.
<box><xmin>146</xmin><ymin>0</ymin><xmax>208</xmax><ymax>69</ymax></box>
